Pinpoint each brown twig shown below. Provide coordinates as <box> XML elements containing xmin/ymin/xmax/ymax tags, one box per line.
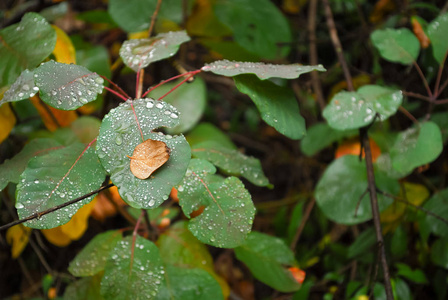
<box><xmin>398</xmin><ymin>106</ymin><xmax>419</xmax><ymax>125</ymax></box>
<box><xmin>290</xmin><ymin>198</ymin><xmax>315</xmax><ymax>251</ymax></box>
<box><xmin>148</xmin><ymin>0</ymin><xmax>163</xmax><ymax>37</ymax></box>
<box><xmin>402</xmin><ymin>91</ymin><xmax>432</xmax><ymax>102</ymax></box>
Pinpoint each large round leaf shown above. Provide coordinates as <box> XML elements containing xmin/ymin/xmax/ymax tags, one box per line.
<box><xmin>315</xmin><ymin>155</ymin><xmax>399</xmax><ymax>225</ymax></box>
<box><xmin>371</xmin><ymin>28</ymin><xmax>420</xmax><ymax>65</ymax></box>
<box><xmin>427</xmin><ymin>13</ymin><xmax>448</xmax><ymax>64</ymax></box>
<box><xmin>16</xmin><ymin>143</ymin><xmax>106</xmax><ymax>229</ymax></box>
<box><xmin>34</xmin><ymin>60</ymin><xmax>105</xmax><ymax>110</ymax></box>
<box><xmin>96</xmin><ymin>98</ymin><xmax>191</xmax><ymax>209</ymax></box>
<box><xmin>323</xmin><ymin>85</ymin><xmax>402</xmax><ymax>130</ymax></box>
<box><xmin>0</xmin><ymin>13</ymin><xmax>56</xmax><ymax>86</ymax></box>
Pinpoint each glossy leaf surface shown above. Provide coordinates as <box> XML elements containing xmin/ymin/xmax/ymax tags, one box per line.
<box><xmin>34</xmin><ymin>60</ymin><xmax>104</xmax><ymax>110</ymax></box>
<box><xmin>16</xmin><ymin>143</ymin><xmax>106</xmax><ymax>229</ymax></box>
<box><xmin>371</xmin><ymin>28</ymin><xmax>420</xmax><ymax>65</ymax></box>
<box><xmin>1</xmin><ymin>70</ymin><xmax>38</xmax><ymax>104</ymax></box>
<box><xmin>96</xmin><ymin>98</ymin><xmax>191</xmax><ymax>209</ymax></box>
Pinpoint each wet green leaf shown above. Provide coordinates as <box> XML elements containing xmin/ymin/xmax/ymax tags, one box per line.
<box><xmin>234</xmin><ymin>74</ymin><xmax>306</xmax><ymax>140</ymax></box>
<box><xmin>68</xmin><ymin>230</ymin><xmax>122</xmax><ymax>277</ymax></box>
<box><xmin>323</xmin><ymin>85</ymin><xmax>402</xmax><ymax>130</ymax></box>
<box><xmin>371</xmin><ymin>28</ymin><xmax>420</xmax><ymax>65</ymax></box>
<box><xmin>100</xmin><ymin>236</ymin><xmax>164</xmax><ymax>299</ymax></box>
<box><xmin>0</xmin><ymin>13</ymin><xmax>56</xmax><ymax>86</ymax></box>
<box><xmin>234</xmin><ymin>231</ymin><xmax>301</xmax><ymax>292</ymax></box>
<box><xmin>96</xmin><ymin>98</ymin><xmax>191</xmax><ymax>209</ymax></box>
<box><xmin>315</xmin><ymin>156</ymin><xmax>398</xmax><ymax>225</ymax></box>
<box><xmin>120</xmin><ymin>31</ymin><xmax>190</xmax><ymax>72</ymax></box>
<box><xmin>16</xmin><ymin>143</ymin><xmax>106</xmax><ymax>229</ymax></box>
<box><xmin>427</xmin><ymin>13</ymin><xmax>448</xmax><ymax>64</ymax></box>
<box><xmin>1</xmin><ymin>70</ymin><xmax>38</xmax><ymax>105</ymax></box>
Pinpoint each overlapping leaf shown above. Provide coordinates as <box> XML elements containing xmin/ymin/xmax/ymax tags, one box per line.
<box><xmin>120</xmin><ymin>31</ymin><xmax>190</xmax><ymax>71</ymax></box>
<box><xmin>34</xmin><ymin>60</ymin><xmax>104</xmax><ymax>110</ymax></box>
<box><xmin>96</xmin><ymin>98</ymin><xmax>191</xmax><ymax>209</ymax></box>
<box><xmin>427</xmin><ymin>13</ymin><xmax>448</xmax><ymax>64</ymax></box>
<box><xmin>100</xmin><ymin>236</ymin><xmax>164</xmax><ymax>299</ymax></box>
<box><xmin>16</xmin><ymin>143</ymin><xmax>106</xmax><ymax>229</ymax></box>
<box><xmin>1</xmin><ymin>70</ymin><xmax>38</xmax><ymax>105</ymax></box>
<box><xmin>323</xmin><ymin>85</ymin><xmax>402</xmax><ymax>130</ymax></box>
<box><xmin>234</xmin><ymin>231</ymin><xmax>301</xmax><ymax>292</ymax></box>
<box><xmin>202</xmin><ymin>60</ymin><xmax>325</xmax><ymax>80</ymax></box>
<box><xmin>371</xmin><ymin>28</ymin><xmax>420</xmax><ymax>65</ymax></box>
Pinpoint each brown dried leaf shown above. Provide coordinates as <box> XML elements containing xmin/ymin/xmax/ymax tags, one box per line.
<box><xmin>128</xmin><ymin>139</ymin><xmax>171</xmax><ymax>179</ymax></box>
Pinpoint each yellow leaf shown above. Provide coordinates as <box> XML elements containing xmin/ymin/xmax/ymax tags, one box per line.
<box><xmin>51</xmin><ymin>25</ymin><xmax>76</xmax><ymax>64</ymax></box>
<box><xmin>0</xmin><ymin>103</ymin><xmax>16</xmax><ymax>143</ymax></box>
<box><xmin>41</xmin><ymin>227</ymin><xmax>72</xmax><ymax>247</ymax></box>
<box><xmin>282</xmin><ymin>0</ymin><xmax>307</xmax><ymax>14</ymax></box>
<box><xmin>30</xmin><ymin>95</ymin><xmax>78</xmax><ymax>131</ymax></box>
<box><xmin>128</xmin><ymin>31</ymin><xmax>150</xmax><ymax>39</ymax></box>
<box><xmin>6</xmin><ymin>224</ymin><xmax>32</xmax><ymax>258</ymax></box>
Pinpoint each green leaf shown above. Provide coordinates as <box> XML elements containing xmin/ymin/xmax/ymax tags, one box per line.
<box><xmin>389</xmin><ymin>122</ymin><xmax>443</xmax><ymax>174</ymax></box>
<box><xmin>287</xmin><ymin>202</ymin><xmax>304</xmax><ymax>245</ymax></box>
<box><xmin>68</xmin><ymin>230</ymin><xmax>122</xmax><ymax>277</ymax></box>
<box><xmin>203</xmin><ymin>60</ymin><xmax>325</xmax><ymax>80</ymax></box>
<box><xmin>186</xmin><ymin>123</ymin><xmax>237</xmax><ymax>150</ymax></box>
<box><xmin>371</xmin><ymin>28</ymin><xmax>420</xmax><ymax>65</ymax></box>
<box><xmin>347</xmin><ymin>227</ymin><xmax>376</xmax><ymax>259</ymax></box>
<box><xmin>76</xmin><ymin>44</ymin><xmax>112</xmax><ymax>78</ymax></box>
<box><xmin>96</xmin><ymin>98</ymin><xmax>191</xmax><ymax>209</ymax></box>
<box><xmin>431</xmin><ymin>237</ymin><xmax>448</xmax><ymax>269</ymax></box>
<box><xmin>421</xmin><ymin>188</ymin><xmax>448</xmax><ymax>237</ymax></box>
<box><xmin>234</xmin><ymin>231</ymin><xmax>301</xmax><ymax>292</ymax></box>
<box><xmin>234</xmin><ymin>74</ymin><xmax>306</xmax><ymax>140</ymax></box>
<box><xmin>395</xmin><ymin>263</ymin><xmax>428</xmax><ymax>284</ymax></box>
<box><xmin>183</xmin><ymin>174</ymin><xmax>256</xmax><ymax>248</ymax></box>
<box><xmin>0</xmin><ymin>138</ymin><xmax>61</xmax><ymax>191</ymax></box>
<box><xmin>430</xmin><ymin>112</ymin><xmax>448</xmax><ymax>143</ymax></box>
<box><xmin>323</xmin><ymin>85</ymin><xmax>403</xmax><ymax>130</ymax></box>
<box><xmin>16</xmin><ymin>143</ymin><xmax>106</xmax><ymax>229</ymax></box>
<box><xmin>213</xmin><ymin>0</ymin><xmax>292</xmax><ymax>59</ymax></box>
<box><xmin>70</xmin><ymin>116</ymin><xmax>102</xmax><ymax>143</ymax></box>
<box><xmin>63</xmin><ymin>275</ymin><xmax>104</xmax><ymax>300</ymax></box>
<box><xmin>100</xmin><ymin>236</ymin><xmax>164</xmax><ymax>299</ymax></box>
<box><xmin>108</xmin><ymin>0</ymin><xmax>156</xmax><ymax>33</ymax></box>
<box><xmin>191</xmin><ymin>141</ymin><xmax>269</xmax><ymax>186</ymax></box>
<box><xmin>147</xmin><ymin>77</ymin><xmax>206</xmax><ymax>134</ymax></box>
<box><xmin>120</xmin><ymin>31</ymin><xmax>190</xmax><ymax>72</ymax></box>
<box><xmin>315</xmin><ymin>155</ymin><xmax>398</xmax><ymax>225</ymax></box>
<box><xmin>0</xmin><ymin>13</ymin><xmax>56</xmax><ymax>86</ymax></box>
<box><xmin>1</xmin><ymin>70</ymin><xmax>38</xmax><ymax>105</ymax></box>
<box><xmin>427</xmin><ymin>13</ymin><xmax>448</xmax><ymax>64</ymax></box>
<box><xmin>391</xmin><ymin>225</ymin><xmax>408</xmax><ymax>258</ymax></box>
<box><xmin>155</xmin><ymin>264</ymin><xmax>223</xmax><ymax>300</ymax></box>
<box><xmin>300</xmin><ymin>123</ymin><xmax>357</xmax><ymax>156</ymax></box>
<box><xmin>34</xmin><ymin>60</ymin><xmax>105</xmax><ymax>110</ymax></box>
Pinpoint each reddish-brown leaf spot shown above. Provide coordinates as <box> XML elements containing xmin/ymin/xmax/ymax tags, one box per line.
<box><xmin>127</xmin><ymin>139</ymin><xmax>171</xmax><ymax>179</ymax></box>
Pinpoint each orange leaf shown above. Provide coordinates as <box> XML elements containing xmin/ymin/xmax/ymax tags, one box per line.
<box><xmin>51</xmin><ymin>25</ymin><xmax>76</xmax><ymax>64</ymax></box>
<box><xmin>170</xmin><ymin>187</ymin><xmax>179</xmax><ymax>203</ymax></box>
<box><xmin>30</xmin><ymin>95</ymin><xmax>78</xmax><ymax>131</ymax></box>
<box><xmin>91</xmin><ymin>185</ymin><xmax>127</xmax><ymax>222</ymax></box>
<box><xmin>6</xmin><ymin>224</ymin><xmax>32</xmax><ymax>258</ymax></box>
<box><xmin>335</xmin><ymin>138</ymin><xmax>381</xmax><ymax>163</ymax></box>
<box><xmin>288</xmin><ymin>267</ymin><xmax>306</xmax><ymax>284</ymax></box>
<box><xmin>412</xmin><ymin>17</ymin><xmax>430</xmax><ymax>49</ymax></box>
<box><xmin>128</xmin><ymin>139</ymin><xmax>171</xmax><ymax>179</ymax></box>
<box><xmin>0</xmin><ymin>102</ymin><xmax>16</xmax><ymax>143</ymax></box>
<box><xmin>41</xmin><ymin>227</ymin><xmax>72</xmax><ymax>247</ymax></box>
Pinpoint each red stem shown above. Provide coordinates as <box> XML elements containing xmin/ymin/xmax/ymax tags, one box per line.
<box><xmin>100</xmin><ymin>75</ymin><xmax>131</xmax><ymax>99</ymax></box>
<box><xmin>104</xmin><ymin>86</ymin><xmax>129</xmax><ymax>102</ymax></box>
<box><xmin>142</xmin><ymin>70</ymin><xmax>202</xmax><ymax>98</ymax></box>
<box><xmin>158</xmin><ymin>74</ymin><xmax>195</xmax><ymax>101</ymax></box>
<box><xmin>130</xmin><ymin>101</ymin><xmax>145</xmax><ymax>142</ymax></box>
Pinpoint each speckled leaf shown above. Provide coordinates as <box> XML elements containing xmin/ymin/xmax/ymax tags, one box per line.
<box><xmin>155</xmin><ymin>264</ymin><xmax>223</xmax><ymax>300</ymax></box>
<box><xmin>390</xmin><ymin>122</ymin><xmax>442</xmax><ymax>174</ymax></box>
<box><xmin>0</xmin><ymin>138</ymin><xmax>62</xmax><ymax>191</ymax></box>
<box><xmin>427</xmin><ymin>13</ymin><xmax>448</xmax><ymax>64</ymax></box>
<box><xmin>120</xmin><ymin>31</ymin><xmax>190</xmax><ymax>72</ymax></box>
<box><xmin>234</xmin><ymin>74</ymin><xmax>306</xmax><ymax>139</ymax></box>
<box><xmin>108</xmin><ymin>0</ymin><xmax>156</xmax><ymax>33</ymax></box>
<box><xmin>202</xmin><ymin>60</ymin><xmax>325</xmax><ymax>80</ymax></box>
<box><xmin>100</xmin><ymin>236</ymin><xmax>164</xmax><ymax>299</ymax></box>
<box><xmin>0</xmin><ymin>13</ymin><xmax>56</xmax><ymax>86</ymax></box>
<box><xmin>96</xmin><ymin>98</ymin><xmax>191</xmax><ymax>209</ymax></box>
<box><xmin>187</xmin><ymin>176</ymin><xmax>256</xmax><ymax>248</ymax></box>
<box><xmin>68</xmin><ymin>230</ymin><xmax>122</xmax><ymax>276</ymax></box>
<box><xmin>323</xmin><ymin>85</ymin><xmax>403</xmax><ymax>130</ymax></box>
<box><xmin>371</xmin><ymin>28</ymin><xmax>420</xmax><ymax>65</ymax></box>
<box><xmin>16</xmin><ymin>143</ymin><xmax>106</xmax><ymax>229</ymax></box>
<box><xmin>234</xmin><ymin>231</ymin><xmax>301</xmax><ymax>292</ymax></box>
<box><xmin>1</xmin><ymin>70</ymin><xmax>39</xmax><ymax>105</ymax></box>
<box><xmin>315</xmin><ymin>155</ymin><xmax>398</xmax><ymax>225</ymax></box>
<box><xmin>192</xmin><ymin>141</ymin><xmax>269</xmax><ymax>187</ymax></box>
<box><xmin>34</xmin><ymin>60</ymin><xmax>105</xmax><ymax>110</ymax></box>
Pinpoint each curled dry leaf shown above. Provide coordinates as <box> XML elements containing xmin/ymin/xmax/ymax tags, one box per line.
<box><xmin>127</xmin><ymin>139</ymin><xmax>171</xmax><ymax>179</ymax></box>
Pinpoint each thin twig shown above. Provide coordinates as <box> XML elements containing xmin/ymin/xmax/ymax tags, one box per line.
<box><xmin>100</xmin><ymin>75</ymin><xmax>131</xmax><ymax>99</ymax></box>
<box><xmin>402</xmin><ymin>91</ymin><xmax>432</xmax><ymax>102</ymax></box>
<box><xmin>148</xmin><ymin>0</ymin><xmax>163</xmax><ymax>37</ymax></box>
<box><xmin>434</xmin><ymin>50</ymin><xmax>448</xmax><ymax>98</ymax></box>
<box><xmin>136</xmin><ymin>69</ymin><xmax>145</xmax><ymax>99</ymax></box>
<box><xmin>142</xmin><ymin>70</ymin><xmax>202</xmax><ymax>98</ymax></box>
<box><xmin>0</xmin><ymin>183</ymin><xmax>114</xmax><ymax>231</ymax></box>
<box><xmin>412</xmin><ymin>61</ymin><xmax>433</xmax><ymax>98</ymax></box>
<box><xmin>398</xmin><ymin>106</ymin><xmax>419</xmax><ymax>125</ymax></box>
<box><xmin>104</xmin><ymin>86</ymin><xmax>129</xmax><ymax>102</ymax></box>
<box><xmin>158</xmin><ymin>73</ymin><xmax>196</xmax><ymax>101</ymax></box>
<box><xmin>290</xmin><ymin>198</ymin><xmax>315</xmax><ymax>252</ymax></box>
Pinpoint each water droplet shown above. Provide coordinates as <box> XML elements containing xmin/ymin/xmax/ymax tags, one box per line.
<box><xmin>51</xmin><ymin>90</ymin><xmax>57</xmax><ymax>96</ymax></box>
<box><xmin>115</xmin><ymin>135</ymin><xmax>122</xmax><ymax>145</ymax></box>
<box><xmin>16</xmin><ymin>203</ymin><xmax>24</xmax><ymax>209</ymax></box>
<box><xmin>148</xmin><ymin>199</ymin><xmax>155</xmax><ymax>206</ymax></box>
<box><xmin>170</xmin><ymin>113</ymin><xmax>178</xmax><ymax>119</ymax></box>
<box><xmin>95</xmin><ymin>77</ymin><xmax>104</xmax><ymax>84</ymax></box>
<box><xmin>156</xmin><ymin>103</ymin><xmax>164</xmax><ymax>109</ymax></box>
<box><xmin>146</xmin><ymin>102</ymin><xmax>154</xmax><ymax>108</ymax></box>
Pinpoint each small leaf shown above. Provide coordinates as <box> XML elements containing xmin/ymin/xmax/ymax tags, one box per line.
<box><xmin>1</xmin><ymin>70</ymin><xmax>38</xmax><ymax>105</ymax></box>
<box><xmin>16</xmin><ymin>143</ymin><xmax>106</xmax><ymax>229</ymax></box>
<box><xmin>34</xmin><ymin>60</ymin><xmax>104</xmax><ymax>110</ymax></box>
<box><xmin>371</xmin><ymin>28</ymin><xmax>420</xmax><ymax>65</ymax></box>
<box><xmin>0</xmin><ymin>102</ymin><xmax>16</xmax><ymax>143</ymax></box>
<box><xmin>389</xmin><ymin>122</ymin><xmax>443</xmax><ymax>174</ymax></box>
<box><xmin>202</xmin><ymin>60</ymin><xmax>325</xmax><ymax>80</ymax></box>
<box><xmin>234</xmin><ymin>231</ymin><xmax>301</xmax><ymax>292</ymax></box>
<box><xmin>96</xmin><ymin>98</ymin><xmax>191</xmax><ymax>209</ymax></box>
<box><xmin>427</xmin><ymin>13</ymin><xmax>448</xmax><ymax>64</ymax></box>
<box><xmin>395</xmin><ymin>263</ymin><xmax>428</xmax><ymax>284</ymax></box>
<box><xmin>120</xmin><ymin>31</ymin><xmax>190</xmax><ymax>72</ymax></box>
<box><xmin>6</xmin><ymin>224</ymin><xmax>32</xmax><ymax>259</ymax></box>
<box><xmin>0</xmin><ymin>12</ymin><xmax>56</xmax><ymax>86</ymax></box>
<box><xmin>100</xmin><ymin>236</ymin><xmax>164</xmax><ymax>299</ymax></box>
<box><xmin>191</xmin><ymin>141</ymin><xmax>269</xmax><ymax>187</ymax></box>
<box><xmin>69</xmin><ymin>230</ymin><xmax>122</xmax><ymax>276</ymax></box>
<box><xmin>234</xmin><ymin>74</ymin><xmax>306</xmax><ymax>139</ymax></box>
<box><xmin>323</xmin><ymin>85</ymin><xmax>403</xmax><ymax>130</ymax></box>
<box><xmin>128</xmin><ymin>139</ymin><xmax>171</xmax><ymax>179</ymax></box>
<box><xmin>315</xmin><ymin>155</ymin><xmax>398</xmax><ymax>225</ymax></box>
